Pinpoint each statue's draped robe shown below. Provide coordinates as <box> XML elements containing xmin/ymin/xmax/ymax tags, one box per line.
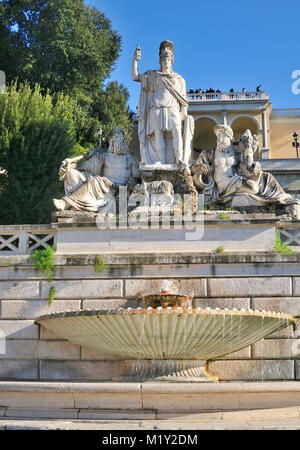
<box><xmin>63</xmin><ymin>149</ymin><xmax>138</xmax><ymax>212</ymax></box>
<box><xmin>137</xmin><ymin>70</ymin><xmax>188</xmax><ymax>164</ymax></box>
<box><xmin>232</xmin><ymin>168</ymin><xmax>297</xmax><ymax>207</ymax></box>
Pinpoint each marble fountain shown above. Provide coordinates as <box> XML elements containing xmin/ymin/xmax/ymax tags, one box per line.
<box><xmin>2</xmin><ymin>41</ymin><xmax>300</xmax><ymax>428</ymax></box>
<box><xmin>36</xmin><ymin>282</ymin><xmax>295</xmax><ymax>382</ymax></box>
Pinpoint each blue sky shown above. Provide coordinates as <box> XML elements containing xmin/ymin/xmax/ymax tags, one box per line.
<box><xmin>89</xmin><ymin>0</ymin><xmax>300</xmax><ymax>112</ymax></box>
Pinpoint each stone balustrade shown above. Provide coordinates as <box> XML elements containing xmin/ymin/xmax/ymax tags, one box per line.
<box><xmin>277</xmin><ymin>221</ymin><xmax>300</xmax><ymax>247</ymax></box>
<box><xmin>0</xmin><ymin>225</ymin><xmax>55</xmax><ymax>255</ymax></box>
<box><xmin>187</xmin><ymin>91</ymin><xmax>269</xmax><ymax>102</ymax></box>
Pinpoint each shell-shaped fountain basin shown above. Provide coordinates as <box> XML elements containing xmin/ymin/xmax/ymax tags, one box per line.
<box><xmin>36</xmin><ymin>307</ymin><xmax>294</xmax><ymax>362</ymax></box>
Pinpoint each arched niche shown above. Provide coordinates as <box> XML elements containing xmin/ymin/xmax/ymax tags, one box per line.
<box><xmin>192</xmin><ymin>117</ymin><xmax>218</xmax><ymax>158</ymax></box>
<box><xmin>230</xmin><ymin>116</ymin><xmax>260</xmax><ymax>157</ymax></box>
<box><xmin>230</xmin><ymin>116</ymin><xmax>259</xmax><ymax>140</ymax></box>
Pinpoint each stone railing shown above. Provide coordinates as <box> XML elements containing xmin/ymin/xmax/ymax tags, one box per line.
<box><xmin>270</xmin><ymin>108</ymin><xmax>300</xmax><ymax>118</ymax></box>
<box><xmin>187</xmin><ymin>91</ymin><xmax>269</xmax><ymax>102</ymax></box>
<box><xmin>0</xmin><ymin>225</ymin><xmax>55</xmax><ymax>256</ymax></box>
<box><xmin>277</xmin><ymin>221</ymin><xmax>300</xmax><ymax>247</ymax></box>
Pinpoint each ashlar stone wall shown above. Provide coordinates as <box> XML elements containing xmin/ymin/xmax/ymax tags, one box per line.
<box><xmin>0</xmin><ymin>252</ymin><xmax>300</xmax><ymax>382</ymax></box>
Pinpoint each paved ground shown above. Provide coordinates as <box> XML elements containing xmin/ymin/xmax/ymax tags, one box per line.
<box><xmin>1</xmin><ymin>418</ymin><xmax>300</xmax><ymax>430</ymax></box>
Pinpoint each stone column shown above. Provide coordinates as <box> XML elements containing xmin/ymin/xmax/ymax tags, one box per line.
<box><xmin>261</xmin><ymin>107</ymin><xmax>269</xmax><ymax>159</ymax></box>
<box><xmin>221</xmin><ymin>111</ymin><xmax>227</xmax><ymax>125</ymax></box>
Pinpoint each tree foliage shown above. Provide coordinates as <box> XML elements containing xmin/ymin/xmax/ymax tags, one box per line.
<box><xmin>0</xmin><ymin>82</ymin><xmax>76</xmax><ymax>224</ymax></box>
<box><xmin>0</xmin><ymin>0</ymin><xmax>134</xmax><ymax>225</ymax></box>
<box><xmin>0</xmin><ymin>0</ymin><xmax>133</xmax><ymax>146</ymax></box>
<box><xmin>95</xmin><ymin>81</ymin><xmax>133</xmax><ymax>148</ymax></box>
<box><xmin>0</xmin><ymin>0</ymin><xmax>120</xmax><ymax>96</ymax></box>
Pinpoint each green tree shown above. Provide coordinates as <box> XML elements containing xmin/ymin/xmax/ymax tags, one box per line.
<box><xmin>0</xmin><ymin>0</ymin><xmax>120</xmax><ymax>96</ymax></box>
<box><xmin>94</xmin><ymin>81</ymin><xmax>133</xmax><ymax>148</ymax></box>
<box><xmin>0</xmin><ymin>81</ymin><xmax>76</xmax><ymax>224</ymax></box>
<box><xmin>0</xmin><ymin>0</ymin><xmax>133</xmax><ymax>146</ymax></box>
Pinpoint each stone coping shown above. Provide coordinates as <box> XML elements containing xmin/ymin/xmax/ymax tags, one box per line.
<box><xmin>277</xmin><ymin>220</ymin><xmax>300</xmax><ymax>227</ymax></box>
<box><xmin>1</xmin><ymin>251</ymin><xmax>300</xmax><ymax>267</ymax></box>
<box><xmin>52</xmin><ymin>216</ymin><xmax>281</xmax><ymax>229</ymax></box>
<box><xmin>0</xmin><ymin>216</ymin><xmax>296</xmax><ymax>232</ymax></box>
<box><xmin>0</xmin><ymin>381</ymin><xmax>300</xmax><ymax>394</ymax></box>
<box><xmin>0</xmin><ymin>215</ymin><xmax>285</xmax><ymax>231</ymax></box>
<box><xmin>0</xmin><ymin>224</ymin><xmax>52</xmax><ymax>231</ymax></box>
<box><xmin>261</xmin><ymin>159</ymin><xmax>300</xmax><ymax>173</ymax></box>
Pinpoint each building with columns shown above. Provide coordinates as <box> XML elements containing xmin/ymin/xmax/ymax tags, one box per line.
<box><xmin>188</xmin><ymin>90</ymin><xmax>271</xmax><ymax>160</ymax></box>
<box><xmin>129</xmin><ymin>90</ymin><xmax>300</xmax><ymax>196</ymax></box>
<box><xmin>187</xmin><ymin>90</ymin><xmax>300</xmax><ymax>160</ymax></box>
<box><xmin>186</xmin><ymin>90</ymin><xmax>300</xmax><ymax>195</ymax></box>
<box><xmin>130</xmin><ymin>90</ymin><xmax>300</xmax><ymax>160</ymax></box>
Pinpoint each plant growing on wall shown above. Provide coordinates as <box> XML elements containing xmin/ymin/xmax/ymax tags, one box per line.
<box><xmin>94</xmin><ymin>256</ymin><xmax>108</xmax><ymax>273</ymax></box>
<box><xmin>48</xmin><ymin>286</ymin><xmax>56</xmax><ymax>307</ymax></box>
<box><xmin>218</xmin><ymin>213</ymin><xmax>231</xmax><ymax>220</ymax></box>
<box><xmin>275</xmin><ymin>232</ymin><xmax>298</xmax><ymax>254</ymax></box>
<box><xmin>30</xmin><ymin>246</ymin><xmax>56</xmax><ymax>305</ymax></box>
<box><xmin>30</xmin><ymin>246</ymin><xmax>56</xmax><ymax>281</ymax></box>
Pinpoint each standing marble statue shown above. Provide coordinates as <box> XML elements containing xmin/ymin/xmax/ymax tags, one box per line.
<box><xmin>53</xmin><ymin>127</ymin><xmax>139</xmax><ymax>212</ymax></box>
<box><xmin>192</xmin><ymin>125</ymin><xmax>299</xmax><ymax>210</ymax></box>
<box><xmin>132</xmin><ymin>41</ymin><xmax>194</xmax><ymax>167</ymax></box>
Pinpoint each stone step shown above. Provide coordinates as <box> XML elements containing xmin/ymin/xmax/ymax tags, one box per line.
<box><xmin>1</xmin><ymin>406</ymin><xmax>300</xmax><ymax>422</ymax></box>
<box><xmin>0</xmin><ymin>381</ymin><xmax>300</xmax><ymax>417</ymax></box>
<box><xmin>1</xmin><ymin>416</ymin><xmax>300</xmax><ymax>430</ymax></box>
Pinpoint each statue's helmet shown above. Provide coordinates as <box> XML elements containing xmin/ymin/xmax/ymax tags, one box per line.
<box><xmin>159</xmin><ymin>40</ymin><xmax>174</xmax><ymax>65</ymax></box>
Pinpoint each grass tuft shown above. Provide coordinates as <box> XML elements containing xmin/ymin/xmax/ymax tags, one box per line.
<box><xmin>275</xmin><ymin>232</ymin><xmax>298</xmax><ymax>254</ymax></box>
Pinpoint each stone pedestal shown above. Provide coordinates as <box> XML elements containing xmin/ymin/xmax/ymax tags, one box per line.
<box><xmin>113</xmin><ymin>360</ymin><xmax>218</xmax><ymax>382</ymax></box>
<box><xmin>140</xmin><ymin>163</ymin><xmax>198</xmax><ymax>212</ymax></box>
<box><xmin>261</xmin><ymin>148</ymin><xmax>270</xmax><ymax>159</ymax></box>
<box><xmin>51</xmin><ymin>213</ymin><xmax>278</xmax><ymax>254</ymax></box>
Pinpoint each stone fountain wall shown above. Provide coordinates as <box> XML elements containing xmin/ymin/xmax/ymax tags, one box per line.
<box><xmin>0</xmin><ymin>251</ymin><xmax>300</xmax><ymax>382</ymax></box>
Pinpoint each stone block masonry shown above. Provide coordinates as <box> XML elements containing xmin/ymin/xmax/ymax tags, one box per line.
<box><xmin>0</xmin><ymin>251</ymin><xmax>300</xmax><ymax>382</ymax></box>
